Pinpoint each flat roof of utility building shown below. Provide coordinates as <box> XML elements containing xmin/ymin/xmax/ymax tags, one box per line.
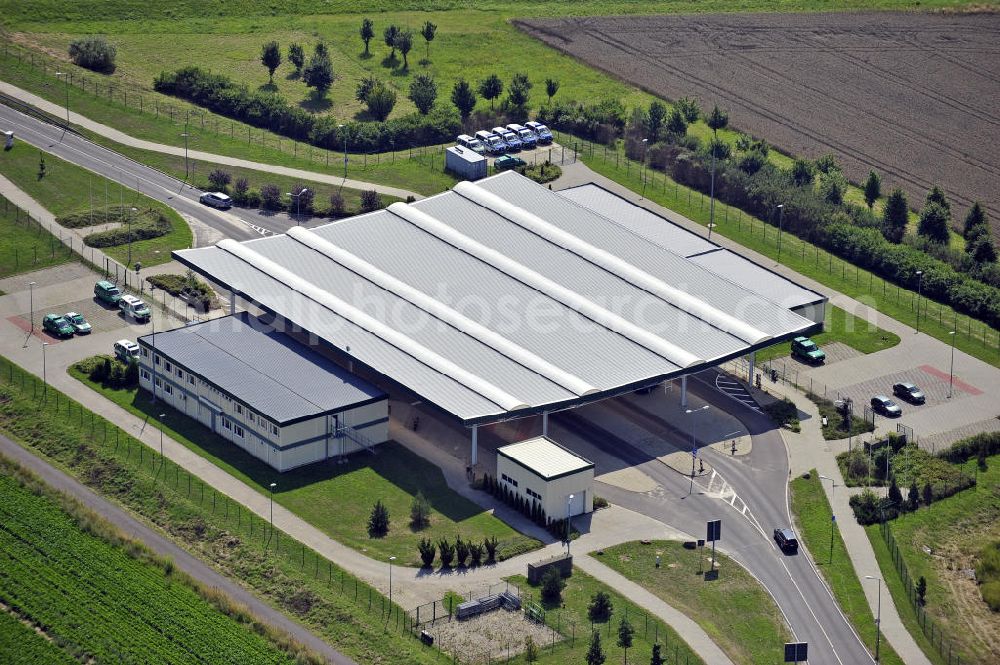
<box><xmin>138</xmin><ymin>312</ymin><xmax>385</xmax><ymax>425</ymax></box>
<box><xmin>497</xmin><ymin>436</ymin><xmax>595</xmax><ymax>480</ymax></box>
<box><xmin>174</xmin><ymin>171</ymin><xmax>817</xmax><ymax>426</ymax></box>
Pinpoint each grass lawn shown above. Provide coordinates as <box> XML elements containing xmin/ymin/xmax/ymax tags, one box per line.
<box><xmin>0</xmin><ymin>141</ymin><xmax>191</xmax><ymax>267</ymax></box>
<box><xmin>0</xmin><ymin>193</ymin><xmax>72</xmax><ymax>278</ymax></box>
<box><xmin>576</xmin><ymin>144</ymin><xmax>1000</xmax><ymax>370</ymax></box>
<box><xmin>508</xmin><ymin>566</ymin><xmax>704</xmax><ymax>665</ymax></box>
<box><xmin>789</xmin><ymin>471</ymin><xmax>908</xmax><ymax>665</ymax></box>
<box><xmin>69</xmin><ymin>364</ymin><xmax>539</xmax><ymax>567</ymax></box>
<box><xmin>756</xmin><ymin>304</ymin><xmax>900</xmax><ymax>363</ymax></box>
<box><xmin>0</xmin><ymin>355</ymin><xmax>447</xmax><ymax>665</ymax></box>
<box><xmin>865</xmin><ymin>457</ymin><xmax>1000</xmax><ymax>665</ymax></box>
<box><xmin>600</xmin><ymin>540</ymin><xmax>790</xmax><ymax>665</ymax></box>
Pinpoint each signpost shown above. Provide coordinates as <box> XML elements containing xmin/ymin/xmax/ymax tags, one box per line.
<box><xmin>784</xmin><ymin>642</ymin><xmax>808</xmax><ymax>663</ymax></box>
<box><xmin>706</xmin><ymin>519</ymin><xmax>721</xmax><ymax>577</ymax></box>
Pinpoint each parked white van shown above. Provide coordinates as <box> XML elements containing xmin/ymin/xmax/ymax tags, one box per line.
<box><xmin>119</xmin><ymin>294</ymin><xmax>151</xmax><ymax>322</ymax></box>
<box><xmin>456</xmin><ymin>134</ymin><xmax>486</xmax><ymax>154</ymax></box>
<box><xmin>474</xmin><ymin>130</ymin><xmax>506</xmax><ymax>155</ymax></box>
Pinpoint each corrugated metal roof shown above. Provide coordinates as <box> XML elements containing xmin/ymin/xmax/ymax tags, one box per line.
<box><xmin>137</xmin><ymin>312</ymin><xmax>384</xmax><ymax>423</ymax></box>
<box><xmin>174</xmin><ymin>172</ymin><xmax>817</xmax><ymax>425</ymax></box>
<box><xmin>554</xmin><ymin>182</ymin><xmax>823</xmax><ymax>310</ymax></box>
<box><xmin>497</xmin><ymin>436</ymin><xmax>594</xmax><ymax>479</ymax></box>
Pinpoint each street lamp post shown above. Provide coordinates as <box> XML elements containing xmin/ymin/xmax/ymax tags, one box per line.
<box><xmin>181</xmin><ymin>131</ymin><xmax>190</xmax><ymax>180</ymax></box>
<box><xmin>42</xmin><ymin>342</ymin><xmax>49</xmax><ymax>398</ymax></box>
<box><xmin>54</xmin><ymin>72</ymin><xmax>70</xmax><ymax>126</ymax></box>
<box><xmin>286</xmin><ymin>188</ymin><xmax>308</xmax><ymax>225</ymax></box>
<box><xmin>269</xmin><ymin>482</ymin><xmax>277</xmax><ymax>544</ymax></box>
<box><xmin>640</xmin><ymin>138</ymin><xmax>649</xmax><ymax>199</ymax></box>
<box><xmin>388</xmin><ymin>556</ymin><xmax>397</xmax><ymax>606</ymax></box>
<box><xmin>776</xmin><ymin>204</ymin><xmax>785</xmax><ymax>264</ymax></box>
<box><xmin>819</xmin><ymin>474</ymin><xmax>839</xmax><ymax>565</ymax></box>
<box><xmin>566</xmin><ymin>494</ymin><xmax>575</xmax><ymax>555</ymax></box>
<box><xmin>686</xmin><ymin>405</ymin><xmax>709</xmax><ymax>495</ymax></box>
<box><xmin>864</xmin><ymin>576</ymin><xmax>883</xmax><ymax>662</ymax></box>
<box><xmin>28</xmin><ymin>281</ymin><xmax>36</xmax><ymax>333</ymax></box>
<box><xmin>127</xmin><ymin>206</ymin><xmax>137</xmax><ymax>268</ymax></box>
<box><xmin>708</xmin><ymin>140</ymin><xmax>717</xmax><ymax>241</ymax></box>
<box><xmin>948</xmin><ymin>330</ymin><xmax>956</xmax><ymax>398</ymax></box>
<box><xmin>915</xmin><ymin>270</ymin><xmax>924</xmax><ymax>333</ymax></box>
<box><xmin>158</xmin><ymin>412</ymin><xmax>166</xmax><ymax>468</ymax></box>
<box><xmin>338</xmin><ymin>124</ymin><xmax>348</xmax><ymax>180</ymax></box>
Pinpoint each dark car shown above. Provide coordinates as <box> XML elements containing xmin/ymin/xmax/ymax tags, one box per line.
<box><xmin>774</xmin><ymin>528</ymin><xmax>799</xmax><ymax>553</ymax></box>
<box><xmin>494</xmin><ymin>155</ymin><xmax>527</xmax><ymax>171</ymax></box>
<box><xmin>42</xmin><ymin>314</ymin><xmax>75</xmax><ymax>338</ymax></box>
<box><xmin>892</xmin><ymin>382</ymin><xmax>925</xmax><ymax>404</ymax></box>
<box><xmin>871</xmin><ymin>395</ymin><xmax>902</xmax><ymax>417</ymax></box>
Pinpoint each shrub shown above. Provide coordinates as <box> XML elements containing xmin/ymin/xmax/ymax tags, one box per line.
<box><xmin>360</xmin><ymin>190</ymin><xmax>383</xmax><ymax>213</ymax></box>
<box><xmin>288</xmin><ymin>184</ymin><xmax>314</xmax><ymax>215</ymax></box>
<box><xmin>540</xmin><ymin>566</ymin><xmax>565</xmax><ymax>603</ymax></box>
<box><xmin>259</xmin><ymin>184</ymin><xmax>282</xmax><ymax>210</ymax></box>
<box><xmin>588</xmin><ymin>590</ymin><xmax>613</xmax><ymax>622</ymax></box>
<box><xmin>849</xmin><ymin>488</ymin><xmax>889</xmax><ymax>525</ymax></box>
<box><xmin>365</xmin><ymin>81</ymin><xmax>397</xmax><ymax>122</ymax></box>
<box><xmin>592</xmin><ymin>496</ymin><xmax>609</xmax><ymax>509</ymax></box>
<box><xmin>409</xmin><ymin>490</ymin><xmax>430</xmax><ymax>529</ymax></box>
<box><xmin>468</xmin><ymin>541</ymin><xmax>483</xmax><ymax>567</ymax></box>
<box><xmin>438</xmin><ymin>538</ymin><xmax>455</xmax><ymax>568</ymax></box>
<box><xmin>524</xmin><ymin>635</ymin><xmax>538</xmax><ymax>662</ymax></box>
<box><xmin>231</xmin><ymin>177</ymin><xmax>250</xmax><ymax>205</ymax></box>
<box><xmin>978</xmin><ymin>541</ymin><xmax>1000</xmax><ymax>611</ymax></box>
<box><xmin>484</xmin><ymin>536</ymin><xmax>498</xmax><ymax>564</ymax></box>
<box><xmin>68</xmin><ymin>36</ymin><xmax>116</xmax><ymax>73</ymax></box>
<box><xmin>522</xmin><ymin>161</ymin><xmax>561</xmax><ymax>184</ymax></box>
<box><xmin>408</xmin><ymin>74</ymin><xmax>437</xmax><ymax>115</ymax></box>
<box><xmin>454</xmin><ymin>536</ymin><xmax>469</xmax><ymax>567</ymax></box>
<box><xmin>417</xmin><ymin>537</ymin><xmax>436</xmax><ymax>568</ymax></box>
<box><xmin>367</xmin><ymin>500</ymin><xmax>389</xmax><ymax>538</ymax></box>
<box><xmin>937</xmin><ymin>432</ymin><xmax>1000</xmax><ymax>463</ymax></box>
<box><xmin>328</xmin><ymin>192</ymin><xmax>346</xmax><ymax>218</ymax></box>
<box><xmin>207</xmin><ymin>169</ymin><xmax>232</xmax><ymax>192</ymax></box>
<box><xmin>763</xmin><ymin>398</ymin><xmax>798</xmax><ymax>428</ymax></box>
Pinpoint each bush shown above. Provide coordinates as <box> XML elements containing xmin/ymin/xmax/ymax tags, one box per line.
<box><xmin>417</xmin><ymin>537</ymin><xmax>436</xmax><ymax>568</ymax></box>
<box><xmin>588</xmin><ymin>590</ymin><xmax>613</xmax><ymax>622</ymax></box>
<box><xmin>977</xmin><ymin>540</ymin><xmax>1000</xmax><ymax>611</ymax></box>
<box><xmin>328</xmin><ymin>192</ymin><xmax>346</xmax><ymax>218</ymax></box>
<box><xmin>521</xmin><ymin>161</ymin><xmax>561</xmax><ymax>184</ymax></box>
<box><xmin>484</xmin><ymin>535</ymin><xmax>498</xmax><ymax>564</ymax></box>
<box><xmin>367</xmin><ymin>500</ymin><xmax>389</xmax><ymax>538</ymax></box>
<box><xmin>409</xmin><ymin>490</ymin><xmax>430</xmax><ymax>530</ymax></box>
<box><xmin>937</xmin><ymin>432</ymin><xmax>1000</xmax><ymax>464</ymax></box>
<box><xmin>762</xmin><ymin>398</ymin><xmax>798</xmax><ymax>428</ymax></box>
<box><xmin>593</xmin><ymin>496</ymin><xmax>609</xmax><ymax>509</ymax></box>
<box><xmin>68</xmin><ymin>36</ymin><xmax>116</xmax><ymax>73</ymax></box>
<box><xmin>207</xmin><ymin>169</ymin><xmax>232</xmax><ymax>192</ymax></box>
<box><xmin>468</xmin><ymin>541</ymin><xmax>483</xmax><ymax>567</ymax></box>
<box><xmin>231</xmin><ymin>177</ymin><xmax>250</xmax><ymax>205</ymax></box>
<box><xmin>147</xmin><ymin>271</ymin><xmax>216</xmax><ymax>312</ymax></box>
<box><xmin>438</xmin><ymin>538</ymin><xmax>455</xmax><ymax>568</ymax></box>
<box><xmin>540</xmin><ymin>566</ymin><xmax>565</xmax><ymax>603</ymax></box>
<box><xmin>454</xmin><ymin>536</ymin><xmax>469</xmax><ymax>567</ymax></box>
<box><xmin>76</xmin><ymin>355</ymin><xmax>136</xmax><ymax>389</ymax></box>
<box><xmin>359</xmin><ymin>190</ymin><xmax>383</xmax><ymax>213</ymax></box>
<box><xmin>259</xmin><ymin>184</ymin><xmax>282</xmax><ymax>210</ymax></box>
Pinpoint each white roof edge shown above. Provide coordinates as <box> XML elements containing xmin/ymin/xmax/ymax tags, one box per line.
<box><xmin>214</xmin><ymin>238</ymin><xmax>530</xmax><ymax>413</ymax></box>
<box><xmin>455</xmin><ymin>180</ymin><xmax>771</xmax><ymax>345</ymax></box>
<box><xmin>388</xmin><ymin>202</ymin><xmax>701</xmax><ymax>368</ymax></box>
<box><xmin>286</xmin><ymin>226</ymin><xmax>597</xmax><ymax>398</ymax></box>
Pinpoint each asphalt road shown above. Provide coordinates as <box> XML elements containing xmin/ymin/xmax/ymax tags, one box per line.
<box><xmin>0</xmin><ymin>433</ymin><xmax>356</xmax><ymax>665</ymax></box>
<box><xmin>0</xmin><ymin>102</ymin><xmax>330</xmax><ymax>245</ymax></box>
<box><xmin>557</xmin><ymin>370</ymin><xmax>874</xmax><ymax>665</ymax></box>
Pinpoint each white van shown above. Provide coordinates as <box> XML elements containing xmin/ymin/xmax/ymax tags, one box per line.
<box><xmin>525</xmin><ymin>121</ymin><xmax>554</xmax><ymax>144</ymax></box>
<box><xmin>475</xmin><ymin>130</ymin><xmax>506</xmax><ymax>155</ymax></box>
<box><xmin>119</xmin><ymin>294</ymin><xmax>151</xmax><ymax>322</ymax></box>
<box><xmin>506</xmin><ymin>123</ymin><xmax>537</xmax><ymax>149</ymax></box>
<box><xmin>456</xmin><ymin>134</ymin><xmax>486</xmax><ymax>154</ymax></box>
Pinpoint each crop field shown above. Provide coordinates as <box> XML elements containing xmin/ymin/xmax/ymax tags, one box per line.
<box><xmin>0</xmin><ymin>463</ymin><xmax>300</xmax><ymax>664</ymax></box>
<box><xmin>519</xmin><ymin>11</ymin><xmax>1000</xmax><ymax>240</ymax></box>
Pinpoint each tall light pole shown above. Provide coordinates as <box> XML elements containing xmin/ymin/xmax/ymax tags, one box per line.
<box><xmin>864</xmin><ymin>575</ymin><xmax>883</xmax><ymax>663</ymax></box>
<box><xmin>388</xmin><ymin>555</ymin><xmax>397</xmax><ymax>606</ymax></box>
<box><xmin>819</xmin><ymin>474</ymin><xmax>839</xmax><ymax>565</ymax></box>
<box><xmin>708</xmin><ymin>139</ymin><xmax>717</xmax><ymax>241</ymax></box>
<box><xmin>181</xmin><ymin>131</ymin><xmax>190</xmax><ymax>180</ymax></box>
<box><xmin>286</xmin><ymin>188</ymin><xmax>308</xmax><ymax>225</ymax></box>
<box><xmin>915</xmin><ymin>270</ymin><xmax>924</xmax><ymax>333</ymax></box>
<box><xmin>776</xmin><ymin>204</ymin><xmax>785</xmax><ymax>264</ymax></box>
<box><xmin>566</xmin><ymin>493</ymin><xmax>574</xmax><ymax>555</ymax></box>
<box><xmin>269</xmin><ymin>482</ymin><xmax>277</xmax><ymax>546</ymax></box>
<box><xmin>686</xmin><ymin>405</ymin><xmax>709</xmax><ymax>495</ymax></box>
<box><xmin>948</xmin><ymin>330</ymin><xmax>956</xmax><ymax>398</ymax></box>
<box><xmin>127</xmin><ymin>206</ymin><xmax>137</xmax><ymax>268</ymax></box>
<box><xmin>28</xmin><ymin>281</ymin><xmax>36</xmax><ymax>333</ymax></box>
<box><xmin>42</xmin><ymin>342</ymin><xmax>49</xmax><ymax>398</ymax></box>
<box><xmin>338</xmin><ymin>124</ymin><xmax>348</xmax><ymax>180</ymax></box>
<box><xmin>54</xmin><ymin>72</ymin><xmax>70</xmax><ymax>127</ymax></box>
<box><xmin>158</xmin><ymin>412</ymin><xmax>166</xmax><ymax>468</ymax></box>
<box><xmin>640</xmin><ymin>138</ymin><xmax>649</xmax><ymax>199</ymax></box>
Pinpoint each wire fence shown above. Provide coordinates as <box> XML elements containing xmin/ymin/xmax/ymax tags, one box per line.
<box><xmin>879</xmin><ymin>521</ymin><xmax>965</xmax><ymax>665</ymax></box>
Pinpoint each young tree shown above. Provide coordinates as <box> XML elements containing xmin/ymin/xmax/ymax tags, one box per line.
<box><xmin>451</xmin><ymin>78</ymin><xmax>477</xmax><ymax>121</ymax></box>
<box><xmin>365</xmin><ymin>81</ymin><xmax>397</xmax><ymax>121</ymax></box>
<box><xmin>395</xmin><ymin>30</ymin><xmax>414</xmax><ymax>69</ymax></box>
<box><xmin>863</xmin><ymin>170</ymin><xmax>882</xmax><ymax>209</ymax></box>
<box><xmin>367</xmin><ymin>499</ymin><xmax>390</xmax><ymax>537</ymax></box>
<box><xmin>540</xmin><ymin>566</ymin><xmax>565</xmax><ymax>603</ymax></box>
<box><xmin>288</xmin><ymin>43</ymin><xmax>304</xmax><ymax>73</ymax></box>
<box><xmin>328</xmin><ymin>192</ymin><xmax>345</xmax><ymax>218</ymax></box>
<box><xmin>454</xmin><ymin>536</ymin><xmax>470</xmax><ymax>566</ymax></box>
<box><xmin>260</xmin><ymin>41</ymin><xmax>281</xmax><ymax>83</ymax></box>
<box><xmin>887</xmin><ymin>477</ymin><xmax>903</xmax><ymax>507</ymax></box>
<box><xmin>665</xmin><ymin>107</ymin><xmax>687</xmax><ymax>137</ymax></box>
<box><xmin>478</xmin><ymin>74</ymin><xmax>503</xmax><ymax>110</ymax></box>
<box><xmin>820</xmin><ymin>170</ymin><xmax>847</xmax><ymax>205</ymax></box>
<box><xmin>647</xmin><ymin>101</ymin><xmax>666</xmax><ymax>142</ymax></box>
<box><xmin>484</xmin><ymin>535</ymin><xmax>498</xmax><ymax>564</ymax></box>
<box><xmin>410</xmin><ymin>490</ymin><xmax>431</xmax><ymax>529</ymax></box>
<box><xmin>790</xmin><ymin>158</ymin><xmax>815</xmax><ymax>187</ymax></box>
<box><xmin>676</xmin><ymin>96</ymin><xmax>700</xmax><ymax>123</ymax></box>
<box><xmin>232</xmin><ymin>177</ymin><xmax>249</xmax><ymax>204</ymax></box>
<box><xmin>303</xmin><ymin>46</ymin><xmax>334</xmax><ymax>97</ymax></box>
<box><xmin>814</xmin><ymin>153</ymin><xmax>838</xmax><ymax>174</ymax></box>
<box><xmin>360</xmin><ymin>18</ymin><xmax>375</xmax><ymax>55</ymax></box>
<box><xmin>588</xmin><ymin>590</ymin><xmax>613</xmax><ymax>622</ymax></box>
<box><xmin>438</xmin><ymin>538</ymin><xmax>455</xmax><ymax>568</ymax></box>
<box><xmin>916</xmin><ymin>576</ymin><xmax>927</xmax><ymax>605</ymax></box>
<box><xmin>586</xmin><ymin>631</ymin><xmax>607</xmax><ymax>665</ymax></box>
<box><xmin>208</xmin><ymin>169</ymin><xmax>232</xmax><ymax>191</ymax></box>
<box><xmin>650</xmin><ymin>643</ymin><xmax>665</xmax><ymax>665</ymax></box>
<box><xmin>408</xmin><ymin>74</ymin><xmax>437</xmax><ymax>115</ymax></box>
<box><xmin>524</xmin><ymin>636</ymin><xmax>538</xmax><ymax>663</ymax></box>
<box><xmin>545</xmin><ymin>77</ymin><xmax>560</xmax><ymax>103</ymax></box>
<box><xmin>617</xmin><ymin>616</ymin><xmax>635</xmax><ymax>664</ymax></box>
<box><xmin>925</xmin><ymin>186</ymin><xmax>950</xmax><ymax>215</ymax></box>
<box><xmin>968</xmin><ymin>235</ymin><xmax>998</xmax><ymax>263</ymax></box>
<box><xmin>468</xmin><ymin>541</ymin><xmax>483</xmax><ymax>566</ymax></box>
<box><xmin>421</xmin><ymin>21</ymin><xmax>437</xmax><ymax>60</ymax></box>
<box><xmin>355</xmin><ymin>75</ymin><xmax>378</xmax><ymax>103</ymax></box>
<box><xmin>918</xmin><ymin>202</ymin><xmax>951</xmax><ymax>244</ymax></box>
<box><xmin>383</xmin><ymin>25</ymin><xmax>400</xmax><ymax>57</ymax></box>
<box><xmin>507</xmin><ymin>72</ymin><xmax>532</xmax><ymax>109</ymax></box>
<box><xmin>260</xmin><ymin>183</ymin><xmax>282</xmax><ymax>210</ymax></box>
<box><xmin>907</xmin><ymin>480</ymin><xmax>919</xmax><ymax>512</ymax></box>
<box><xmin>417</xmin><ymin>537</ymin><xmax>436</xmax><ymax>567</ymax></box>
<box><xmin>922</xmin><ymin>482</ymin><xmax>934</xmax><ymax>507</ymax></box>
<box><xmin>360</xmin><ymin>190</ymin><xmax>384</xmax><ymax>212</ymax></box>
<box><xmin>706</xmin><ymin>104</ymin><xmax>729</xmax><ymax>138</ymax></box>
<box><xmin>882</xmin><ymin>188</ymin><xmax>909</xmax><ymax>243</ymax></box>
<box><xmin>963</xmin><ymin>201</ymin><xmax>986</xmax><ymax>238</ymax></box>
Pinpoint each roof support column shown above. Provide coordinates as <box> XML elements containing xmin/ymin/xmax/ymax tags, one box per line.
<box><xmin>680</xmin><ymin>375</ymin><xmax>688</xmax><ymax>408</ymax></box>
<box><xmin>542</xmin><ymin>412</ymin><xmax>549</xmax><ymax>437</ymax></box>
<box><xmin>229</xmin><ymin>290</ymin><xmax>236</xmax><ymax>316</ymax></box>
<box><xmin>471</xmin><ymin>424</ymin><xmax>479</xmax><ymax>466</ymax></box>
<box><xmin>747</xmin><ymin>351</ymin><xmax>756</xmax><ymax>386</ymax></box>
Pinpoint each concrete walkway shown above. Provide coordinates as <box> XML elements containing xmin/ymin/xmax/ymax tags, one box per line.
<box><xmin>0</xmin><ymin>81</ymin><xmax>421</xmax><ymax>201</ymax></box>
<box><xmin>759</xmin><ymin>378</ymin><xmax>934</xmax><ymax>665</ymax></box>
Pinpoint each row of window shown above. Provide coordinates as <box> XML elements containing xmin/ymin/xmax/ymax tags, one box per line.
<box><xmin>526</xmin><ymin>488</ymin><xmax>542</xmax><ymax>501</ymax></box>
<box><xmin>501</xmin><ymin>473</ymin><xmax>519</xmax><ymax>488</ymax></box>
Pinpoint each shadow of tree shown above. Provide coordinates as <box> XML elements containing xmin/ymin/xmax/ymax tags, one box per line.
<box><xmin>381</xmin><ymin>54</ymin><xmax>399</xmax><ymax>69</ymax></box>
<box><xmin>259</xmin><ymin>82</ymin><xmax>279</xmax><ymax>93</ymax></box>
<box><xmin>298</xmin><ymin>95</ymin><xmax>332</xmax><ymax>113</ymax></box>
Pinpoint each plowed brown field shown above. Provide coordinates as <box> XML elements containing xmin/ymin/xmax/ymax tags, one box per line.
<box><xmin>518</xmin><ymin>11</ymin><xmax>1000</xmax><ymax>237</ymax></box>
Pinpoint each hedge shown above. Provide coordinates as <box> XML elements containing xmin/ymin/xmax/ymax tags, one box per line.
<box><xmin>937</xmin><ymin>431</ymin><xmax>1000</xmax><ymax>464</ymax></box>
<box><xmin>83</xmin><ymin>211</ymin><xmax>171</xmax><ymax>248</ymax></box>
<box><xmin>153</xmin><ymin>66</ymin><xmax>461</xmax><ymax>154</ymax></box>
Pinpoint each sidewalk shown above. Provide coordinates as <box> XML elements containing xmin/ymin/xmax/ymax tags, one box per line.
<box><xmin>1</xmin><ymin>80</ymin><xmax>421</xmax><ymax>201</ymax></box>
<box><xmin>762</xmin><ymin>379</ymin><xmax>933</xmax><ymax>665</ymax></box>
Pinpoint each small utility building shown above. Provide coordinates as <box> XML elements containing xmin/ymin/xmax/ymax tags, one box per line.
<box><xmin>497</xmin><ymin>437</ymin><xmax>595</xmax><ymax>518</ymax></box>
<box><xmin>137</xmin><ymin>312</ymin><xmax>388</xmax><ymax>472</ymax></box>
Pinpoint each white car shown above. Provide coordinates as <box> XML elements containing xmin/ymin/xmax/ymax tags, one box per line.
<box><xmin>113</xmin><ymin>339</ymin><xmax>140</xmax><ymax>362</ymax></box>
<box><xmin>119</xmin><ymin>294</ymin><xmax>151</xmax><ymax>322</ymax></box>
<box><xmin>199</xmin><ymin>191</ymin><xmax>232</xmax><ymax>209</ymax></box>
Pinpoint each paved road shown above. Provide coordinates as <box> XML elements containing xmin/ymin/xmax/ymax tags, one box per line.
<box><xmin>555</xmin><ymin>371</ymin><xmax>875</xmax><ymax>665</ymax></box>
<box><xmin>0</xmin><ymin>433</ymin><xmax>356</xmax><ymax>665</ymax></box>
<box><xmin>0</xmin><ymin>101</ymin><xmax>351</xmax><ymax>244</ymax></box>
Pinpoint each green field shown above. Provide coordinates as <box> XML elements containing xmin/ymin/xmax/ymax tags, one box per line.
<box><xmin>0</xmin><ymin>456</ymin><xmax>308</xmax><ymax>664</ymax></box>
<box><xmin>0</xmin><ymin>194</ymin><xmax>72</xmax><ymax>278</ymax></box>
<box><xmin>0</xmin><ymin>355</ymin><xmax>448</xmax><ymax>664</ymax></box>
<box><xmin>0</xmin><ymin>141</ymin><xmax>191</xmax><ymax>267</ymax></box>
<box><xmin>600</xmin><ymin>540</ymin><xmax>791</xmax><ymax>665</ymax></box>
<box><xmin>0</xmin><ymin>610</ymin><xmax>77</xmax><ymax>665</ymax></box>
<box><xmin>866</xmin><ymin>457</ymin><xmax>1000</xmax><ymax>665</ymax></box>
<box><xmin>789</xmin><ymin>472</ymin><xmax>910</xmax><ymax>665</ymax></box>
<box><xmin>69</xmin><ymin>362</ymin><xmax>539</xmax><ymax>567</ymax></box>
<box><xmin>509</xmin><ymin>566</ymin><xmax>704</xmax><ymax>665</ymax></box>
<box><xmin>757</xmin><ymin>304</ymin><xmax>900</xmax><ymax>363</ymax></box>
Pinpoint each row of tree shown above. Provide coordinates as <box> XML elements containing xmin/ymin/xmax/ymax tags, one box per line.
<box><xmin>205</xmin><ymin>169</ymin><xmax>385</xmax><ymax>217</ymax></box>
<box><xmin>416</xmin><ymin>535</ymin><xmax>499</xmax><ymax>568</ymax></box>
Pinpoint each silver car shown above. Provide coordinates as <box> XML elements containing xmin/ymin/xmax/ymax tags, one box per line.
<box><xmin>199</xmin><ymin>191</ymin><xmax>232</xmax><ymax>209</ymax></box>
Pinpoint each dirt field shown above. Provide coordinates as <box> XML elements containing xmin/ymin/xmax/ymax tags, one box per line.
<box><xmin>518</xmin><ymin>11</ymin><xmax>1000</xmax><ymax>238</ymax></box>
